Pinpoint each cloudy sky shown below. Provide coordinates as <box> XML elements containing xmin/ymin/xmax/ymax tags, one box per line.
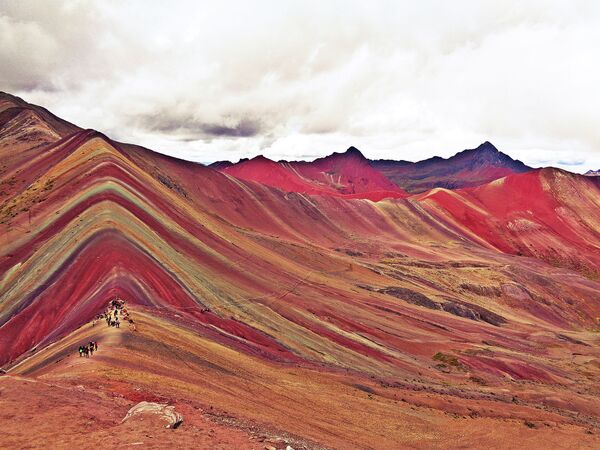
<box><xmin>2</xmin><ymin>0</ymin><xmax>599</xmax><ymax>171</ymax></box>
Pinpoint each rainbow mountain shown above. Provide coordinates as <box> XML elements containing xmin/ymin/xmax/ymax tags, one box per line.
<box><xmin>1</xmin><ymin>92</ymin><xmax>600</xmax><ymax>449</ymax></box>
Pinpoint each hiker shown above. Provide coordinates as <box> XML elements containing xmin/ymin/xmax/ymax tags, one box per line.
<box><xmin>88</xmin><ymin>344</ymin><xmax>94</xmax><ymax>356</ymax></box>
<box><xmin>94</xmin><ymin>341</ymin><xmax>98</xmax><ymax>351</ymax></box>
<box><xmin>83</xmin><ymin>346</ymin><xmax>89</xmax><ymax>358</ymax></box>
<box><xmin>79</xmin><ymin>346</ymin><xmax>84</xmax><ymax>357</ymax></box>
<box><xmin>115</xmin><ymin>318</ymin><xmax>120</xmax><ymax>328</ymax></box>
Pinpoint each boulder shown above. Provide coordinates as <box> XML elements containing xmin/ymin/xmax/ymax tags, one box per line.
<box><xmin>121</xmin><ymin>401</ymin><xmax>183</xmax><ymax>429</ymax></box>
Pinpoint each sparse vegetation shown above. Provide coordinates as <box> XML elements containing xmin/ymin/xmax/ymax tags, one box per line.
<box><xmin>43</xmin><ymin>178</ymin><xmax>55</xmax><ymax>191</ymax></box>
<box><xmin>468</xmin><ymin>375</ymin><xmax>487</xmax><ymax>385</ymax></box>
<box><xmin>156</xmin><ymin>173</ymin><xmax>188</xmax><ymax>198</ymax></box>
<box><xmin>432</xmin><ymin>352</ymin><xmax>466</xmax><ymax>371</ymax></box>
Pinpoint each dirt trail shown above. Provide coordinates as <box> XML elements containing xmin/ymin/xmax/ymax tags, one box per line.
<box><xmin>1</xmin><ymin>309</ymin><xmax>262</xmax><ymax>449</ymax></box>
<box><xmin>8</xmin><ymin>308</ymin><xmax>126</xmax><ymax>376</ymax></box>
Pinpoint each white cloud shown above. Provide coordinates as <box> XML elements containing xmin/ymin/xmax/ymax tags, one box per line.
<box><xmin>1</xmin><ymin>0</ymin><xmax>599</xmax><ymax>171</ymax></box>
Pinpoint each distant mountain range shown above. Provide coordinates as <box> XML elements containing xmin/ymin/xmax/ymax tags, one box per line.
<box><xmin>213</xmin><ymin>146</ymin><xmax>408</xmax><ymax>201</ymax></box>
<box><xmin>585</xmin><ymin>169</ymin><xmax>600</xmax><ymax>176</ymax></box>
<box><xmin>212</xmin><ymin>141</ymin><xmax>532</xmax><ymax>198</ymax></box>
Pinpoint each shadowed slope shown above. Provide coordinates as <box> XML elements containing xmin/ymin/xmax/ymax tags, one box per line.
<box><xmin>371</xmin><ymin>142</ymin><xmax>532</xmax><ymax>193</ymax></box>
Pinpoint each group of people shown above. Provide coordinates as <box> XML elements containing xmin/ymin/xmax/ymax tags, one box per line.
<box><xmin>78</xmin><ymin>297</ymin><xmax>135</xmax><ymax>358</ymax></box>
<box><xmin>78</xmin><ymin>341</ymin><xmax>98</xmax><ymax>358</ymax></box>
<box><xmin>93</xmin><ymin>297</ymin><xmax>133</xmax><ymax>328</ymax></box>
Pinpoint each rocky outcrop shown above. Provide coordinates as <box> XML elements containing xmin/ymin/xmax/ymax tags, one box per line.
<box><xmin>380</xmin><ymin>287</ymin><xmax>506</xmax><ymax>326</ymax></box>
<box><xmin>441</xmin><ymin>300</ymin><xmax>506</xmax><ymax>326</ymax></box>
<box><xmin>379</xmin><ymin>287</ymin><xmax>438</xmax><ymax>309</ymax></box>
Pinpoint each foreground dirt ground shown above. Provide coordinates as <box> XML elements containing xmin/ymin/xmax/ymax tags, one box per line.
<box><xmin>0</xmin><ymin>376</ymin><xmax>259</xmax><ymax>450</ymax></box>
<box><xmin>3</xmin><ymin>308</ymin><xmax>599</xmax><ymax>450</ymax></box>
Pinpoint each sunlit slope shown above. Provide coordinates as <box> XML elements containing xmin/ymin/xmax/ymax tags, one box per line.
<box><xmin>418</xmin><ymin>169</ymin><xmax>600</xmax><ymax>275</ymax></box>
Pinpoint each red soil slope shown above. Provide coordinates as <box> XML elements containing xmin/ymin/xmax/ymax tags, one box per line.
<box><xmin>220</xmin><ymin>147</ymin><xmax>408</xmax><ymax>201</ymax></box>
<box><xmin>418</xmin><ymin>169</ymin><xmax>600</xmax><ymax>275</ymax></box>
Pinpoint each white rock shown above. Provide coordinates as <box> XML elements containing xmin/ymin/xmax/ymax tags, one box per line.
<box><xmin>121</xmin><ymin>401</ymin><xmax>183</xmax><ymax>428</ymax></box>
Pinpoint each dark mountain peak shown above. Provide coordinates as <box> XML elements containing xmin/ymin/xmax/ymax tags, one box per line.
<box><xmin>475</xmin><ymin>141</ymin><xmax>499</xmax><ymax>153</ymax></box>
<box><xmin>208</xmin><ymin>160</ymin><xmax>234</xmax><ymax>170</ymax></box>
<box><xmin>585</xmin><ymin>169</ymin><xmax>600</xmax><ymax>176</ymax></box>
<box><xmin>250</xmin><ymin>154</ymin><xmax>268</xmax><ymax>161</ymax></box>
<box><xmin>0</xmin><ymin>91</ymin><xmax>80</xmax><ymax>136</ymax></box>
<box><xmin>372</xmin><ymin>141</ymin><xmax>532</xmax><ymax>193</ymax></box>
<box><xmin>458</xmin><ymin>141</ymin><xmax>501</xmax><ymax>161</ymax></box>
<box><xmin>457</xmin><ymin>141</ymin><xmax>529</xmax><ymax>170</ymax></box>
<box><xmin>307</xmin><ymin>146</ymin><xmax>367</xmax><ymax>166</ymax></box>
<box><xmin>345</xmin><ymin>146</ymin><xmax>363</xmax><ymax>156</ymax></box>
<box><xmin>328</xmin><ymin>146</ymin><xmax>366</xmax><ymax>161</ymax></box>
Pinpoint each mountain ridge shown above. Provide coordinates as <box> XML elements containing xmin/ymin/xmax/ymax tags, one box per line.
<box><xmin>213</xmin><ymin>141</ymin><xmax>533</xmax><ymax>196</ymax></box>
<box><xmin>220</xmin><ymin>146</ymin><xmax>408</xmax><ymax>201</ymax></box>
<box><xmin>370</xmin><ymin>141</ymin><xmax>532</xmax><ymax>193</ymax></box>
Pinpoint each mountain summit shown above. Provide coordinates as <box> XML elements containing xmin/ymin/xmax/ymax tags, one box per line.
<box><xmin>370</xmin><ymin>141</ymin><xmax>531</xmax><ymax>193</ymax></box>
<box><xmin>474</xmin><ymin>140</ymin><xmax>498</xmax><ymax>152</ymax></box>
<box><xmin>343</xmin><ymin>145</ymin><xmax>365</xmax><ymax>158</ymax></box>
<box><xmin>456</xmin><ymin>141</ymin><xmax>528</xmax><ymax>169</ymax></box>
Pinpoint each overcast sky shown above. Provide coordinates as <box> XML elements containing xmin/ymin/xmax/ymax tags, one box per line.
<box><xmin>2</xmin><ymin>0</ymin><xmax>599</xmax><ymax>171</ymax></box>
